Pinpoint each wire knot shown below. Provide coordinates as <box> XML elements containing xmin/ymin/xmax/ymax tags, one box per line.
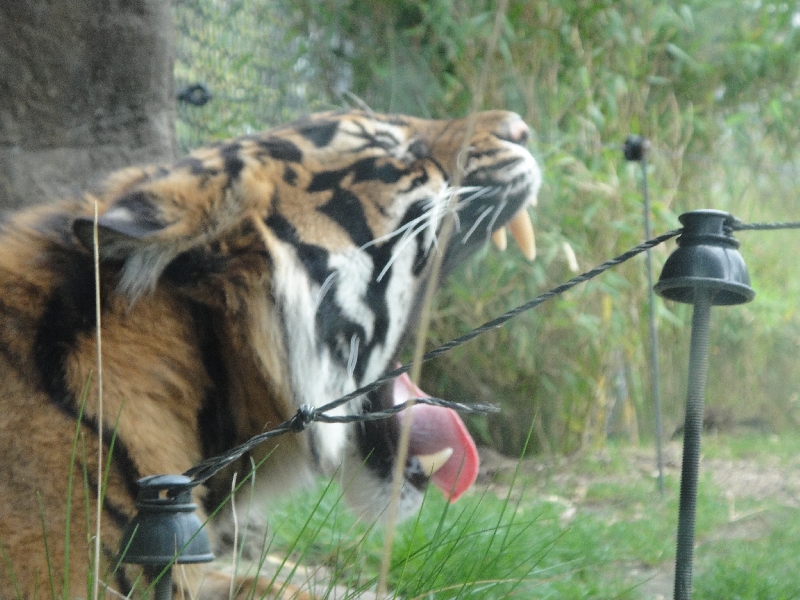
<box><xmin>290</xmin><ymin>405</ymin><xmax>316</xmax><ymax>433</ymax></box>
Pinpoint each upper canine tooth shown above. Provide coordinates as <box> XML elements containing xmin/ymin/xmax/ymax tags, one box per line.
<box><xmin>416</xmin><ymin>447</ymin><xmax>454</xmax><ymax>477</ymax></box>
<box><xmin>491</xmin><ymin>227</ymin><xmax>508</xmax><ymax>251</ymax></box>
<box><xmin>509</xmin><ymin>209</ymin><xmax>536</xmax><ymax>261</ymax></box>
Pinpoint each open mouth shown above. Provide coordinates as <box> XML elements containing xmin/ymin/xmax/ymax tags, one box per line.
<box><xmin>392</xmin><ymin>372</ymin><xmax>479</xmax><ymax>502</ymax></box>
<box><xmin>385</xmin><ymin>189</ymin><xmax>539</xmax><ymax>503</ymax></box>
<box><xmin>356</xmin><ymin>112</ymin><xmax>542</xmax><ymax>508</ymax></box>
<box><xmin>446</xmin><ymin>144</ymin><xmax>540</xmax><ymax>270</ymax></box>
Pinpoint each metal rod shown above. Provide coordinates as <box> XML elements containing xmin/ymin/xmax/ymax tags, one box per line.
<box><xmin>144</xmin><ymin>565</ymin><xmax>172</xmax><ymax>600</ymax></box>
<box><xmin>641</xmin><ymin>152</ymin><xmax>666</xmax><ymax>496</ymax></box>
<box><xmin>673</xmin><ymin>288</ymin><xmax>713</xmax><ymax>600</ymax></box>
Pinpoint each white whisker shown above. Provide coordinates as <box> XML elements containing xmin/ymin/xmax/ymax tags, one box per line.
<box><xmin>485</xmin><ymin>186</ymin><xmax>511</xmax><ymax>239</ymax></box>
<box><xmin>359</xmin><ymin>217</ymin><xmax>421</xmax><ymax>252</ymax></box>
<box><xmin>424</xmin><ymin>184</ymin><xmax>479</xmax><ymax>253</ymax></box>
<box><xmin>314</xmin><ymin>272</ymin><xmax>338</xmax><ymax>315</ymax></box>
<box><xmin>376</xmin><ymin>219</ymin><xmax>431</xmax><ymax>282</ymax></box>
<box><xmin>368</xmin><ymin>183</ymin><xmax>502</xmax><ymax>282</ymax></box>
<box><xmin>425</xmin><ymin>200</ymin><xmax>444</xmax><ymax>254</ymax></box>
<box><xmin>347</xmin><ymin>334</ymin><xmax>360</xmax><ymax>379</ymax></box>
<box><xmin>462</xmin><ymin>206</ymin><xmax>495</xmax><ymax>244</ymax></box>
<box><xmin>453</xmin><ymin>186</ymin><xmax>498</xmax><ymax>213</ymax></box>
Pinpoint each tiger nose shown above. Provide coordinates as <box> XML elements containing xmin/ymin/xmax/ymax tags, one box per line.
<box><xmin>496</xmin><ymin>114</ymin><xmax>530</xmax><ymax>145</ymax></box>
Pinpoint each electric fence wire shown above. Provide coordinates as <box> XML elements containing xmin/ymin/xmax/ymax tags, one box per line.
<box><xmin>183</xmin><ymin>218</ymin><xmax>800</xmax><ymax>486</ymax></box>
<box><xmin>730</xmin><ymin>219</ymin><xmax>800</xmax><ymax>231</ymax></box>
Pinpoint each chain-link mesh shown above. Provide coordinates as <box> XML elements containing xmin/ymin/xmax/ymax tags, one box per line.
<box><xmin>174</xmin><ymin>0</ymin><xmax>331</xmax><ymax>152</ymax></box>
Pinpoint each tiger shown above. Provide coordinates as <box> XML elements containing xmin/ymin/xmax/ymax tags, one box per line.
<box><xmin>0</xmin><ymin>109</ymin><xmax>541</xmax><ymax>599</ymax></box>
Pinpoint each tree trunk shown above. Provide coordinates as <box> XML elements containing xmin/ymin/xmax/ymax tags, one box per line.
<box><xmin>0</xmin><ymin>0</ymin><xmax>175</xmax><ymax>210</ymax></box>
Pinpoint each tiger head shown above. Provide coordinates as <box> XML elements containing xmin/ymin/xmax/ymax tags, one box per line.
<box><xmin>73</xmin><ymin>110</ymin><xmax>542</xmax><ymax>520</ymax></box>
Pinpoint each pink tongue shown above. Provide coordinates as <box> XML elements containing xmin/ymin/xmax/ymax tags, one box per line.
<box><xmin>393</xmin><ymin>373</ymin><xmax>479</xmax><ymax>502</ymax></box>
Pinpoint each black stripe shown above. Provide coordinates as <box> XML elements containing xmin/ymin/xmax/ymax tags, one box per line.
<box><xmin>314</xmin><ymin>281</ymin><xmax>370</xmax><ymax>377</ymax></box>
<box><xmin>193</xmin><ymin>303</ymin><xmax>238</xmax><ymax>462</ymax></box>
<box><xmin>78</xmin><ymin>414</ymin><xmax>143</xmax><ymax>505</ymax></box>
<box><xmin>399</xmin><ymin>200</ymin><xmax>430</xmax><ymax>277</ymax></box>
<box><xmin>283</xmin><ymin>165</ymin><xmax>298</xmax><ymax>185</ymax></box>
<box><xmin>163</xmin><ymin>247</ymin><xmax>230</xmax><ymax>286</ymax></box>
<box><xmin>175</xmin><ymin>157</ymin><xmax>221</xmax><ymax>190</ymax></box>
<box><xmin>99</xmin><ymin>426</ymin><xmax>142</xmax><ymax>503</ymax></box>
<box><xmin>307</xmin><ymin>157</ymin><xmax>406</xmax><ymax>193</ymax></box>
<box><xmin>352</xmin><ymin>157</ymin><xmax>406</xmax><ymax>184</ymax></box>
<box><xmin>31</xmin><ymin>247</ymin><xmax>144</xmax><ymax>502</ymax></box>
<box><xmin>463</xmin><ymin>156</ymin><xmax>523</xmax><ymax>184</ymax></box>
<box><xmin>175</xmin><ymin>156</ymin><xmax>207</xmax><ymax>175</ymax></box>
<box><xmin>102</xmin><ymin>496</ymin><xmax>132</xmax><ymax>531</ymax></box>
<box><xmin>307</xmin><ymin>168</ymin><xmax>344</xmax><ymax>193</ymax></box>
<box><xmin>34</xmin><ymin>251</ymin><xmax>98</xmax><ymax>410</ymax></box>
<box><xmin>265</xmin><ymin>209</ymin><xmax>332</xmax><ymax>285</ymax></box>
<box><xmin>35</xmin><ymin>211</ymin><xmax>76</xmax><ymax>246</ymax></box>
<box><xmin>295</xmin><ymin>119</ymin><xmax>339</xmax><ymax>147</ymax></box>
<box><xmin>221</xmin><ymin>142</ymin><xmax>245</xmax><ymax>183</ymax></box>
<box><xmin>256</xmin><ymin>137</ymin><xmax>303</xmax><ymax>163</ymax></box>
<box><xmin>108</xmin><ymin>191</ymin><xmax>165</xmax><ymax>237</ymax></box>
<box><xmin>317</xmin><ymin>187</ymin><xmax>373</xmax><ymax>247</ymax></box>
<box><xmin>363</xmin><ymin>243</ymin><xmax>392</xmax><ymax>351</ymax></box>
<box><xmin>468</xmin><ymin>148</ymin><xmax>503</xmax><ymax>160</ymax></box>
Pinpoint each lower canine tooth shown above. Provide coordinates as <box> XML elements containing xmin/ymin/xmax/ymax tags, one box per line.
<box><xmin>416</xmin><ymin>447</ymin><xmax>454</xmax><ymax>477</ymax></box>
<box><xmin>491</xmin><ymin>227</ymin><xmax>508</xmax><ymax>251</ymax></box>
<box><xmin>509</xmin><ymin>209</ymin><xmax>536</xmax><ymax>261</ymax></box>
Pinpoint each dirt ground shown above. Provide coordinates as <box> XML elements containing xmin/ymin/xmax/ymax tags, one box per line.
<box><xmin>478</xmin><ymin>438</ymin><xmax>800</xmax><ymax>599</ymax></box>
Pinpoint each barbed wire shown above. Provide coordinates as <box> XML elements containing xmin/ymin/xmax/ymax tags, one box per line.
<box><xmin>182</xmin><ymin>218</ymin><xmax>799</xmax><ymax>487</ymax></box>
<box><xmin>183</xmin><ymin>395</ymin><xmax>497</xmax><ymax>483</ymax></box>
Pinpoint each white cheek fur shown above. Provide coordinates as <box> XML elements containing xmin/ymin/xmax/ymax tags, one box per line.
<box><xmin>268</xmin><ymin>231</ymin><xmax>421</xmax><ymax>477</ymax></box>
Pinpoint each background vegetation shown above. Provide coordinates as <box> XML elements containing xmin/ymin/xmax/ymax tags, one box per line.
<box><xmin>175</xmin><ymin>0</ymin><xmax>800</xmax><ymax>457</ymax></box>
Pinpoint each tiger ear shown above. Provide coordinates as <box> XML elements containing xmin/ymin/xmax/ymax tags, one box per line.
<box><xmin>73</xmin><ymin>191</ymin><xmax>167</xmax><ymax>259</ymax></box>
<box><xmin>72</xmin><ymin>191</ymin><xmax>185</xmax><ymax>299</ymax></box>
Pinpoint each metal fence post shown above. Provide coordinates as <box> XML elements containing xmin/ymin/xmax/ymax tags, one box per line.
<box><xmin>653</xmin><ymin>210</ymin><xmax>754</xmax><ymax>599</ymax></box>
<box><xmin>624</xmin><ymin>134</ymin><xmax>666</xmax><ymax>495</ymax></box>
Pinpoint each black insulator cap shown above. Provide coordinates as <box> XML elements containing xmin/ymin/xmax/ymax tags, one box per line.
<box><xmin>654</xmin><ymin>210</ymin><xmax>755</xmax><ymax>306</ymax></box>
<box><xmin>623</xmin><ymin>135</ymin><xmax>647</xmax><ymax>161</ymax></box>
<box><xmin>118</xmin><ymin>475</ymin><xmax>214</xmax><ymax>566</ymax></box>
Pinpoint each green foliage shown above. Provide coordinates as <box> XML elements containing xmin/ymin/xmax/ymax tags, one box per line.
<box><xmin>175</xmin><ymin>0</ymin><xmax>800</xmax><ymax>454</ymax></box>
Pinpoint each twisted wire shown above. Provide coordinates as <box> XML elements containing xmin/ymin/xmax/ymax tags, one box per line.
<box><xmin>730</xmin><ymin>219</ymin><xmax>800</xmax><ymax>231</ymax></box>
<box><xmin>184</xmin><ymin>396</ymin><xmax>498</xmax><ymax>484</ymax></box>
<box><xmin>317</xmin><ymin>227</ymin><xmax>684</xmax><ymax>415</ymax></box>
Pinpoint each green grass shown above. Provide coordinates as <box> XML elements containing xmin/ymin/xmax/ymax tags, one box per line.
<box><xmin>7</xmin><ymin>432</ymin><xmax>798</xmax><ymax>598</ymax></box>
<box><xmin>262</xmin><ymin>432</ymin><xmax>800</xmax><ymax>599</ymax></box>
<box><xmin>693</xmin><ymin>506</ymin><xmax>800</xmax><ymax>600</ymax></box>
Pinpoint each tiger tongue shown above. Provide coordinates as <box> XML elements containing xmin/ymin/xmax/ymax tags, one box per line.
<box><xmin>393</xmin><ymin>373</ymin><xmax>479</xmax><ymax>502</ymax></box>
